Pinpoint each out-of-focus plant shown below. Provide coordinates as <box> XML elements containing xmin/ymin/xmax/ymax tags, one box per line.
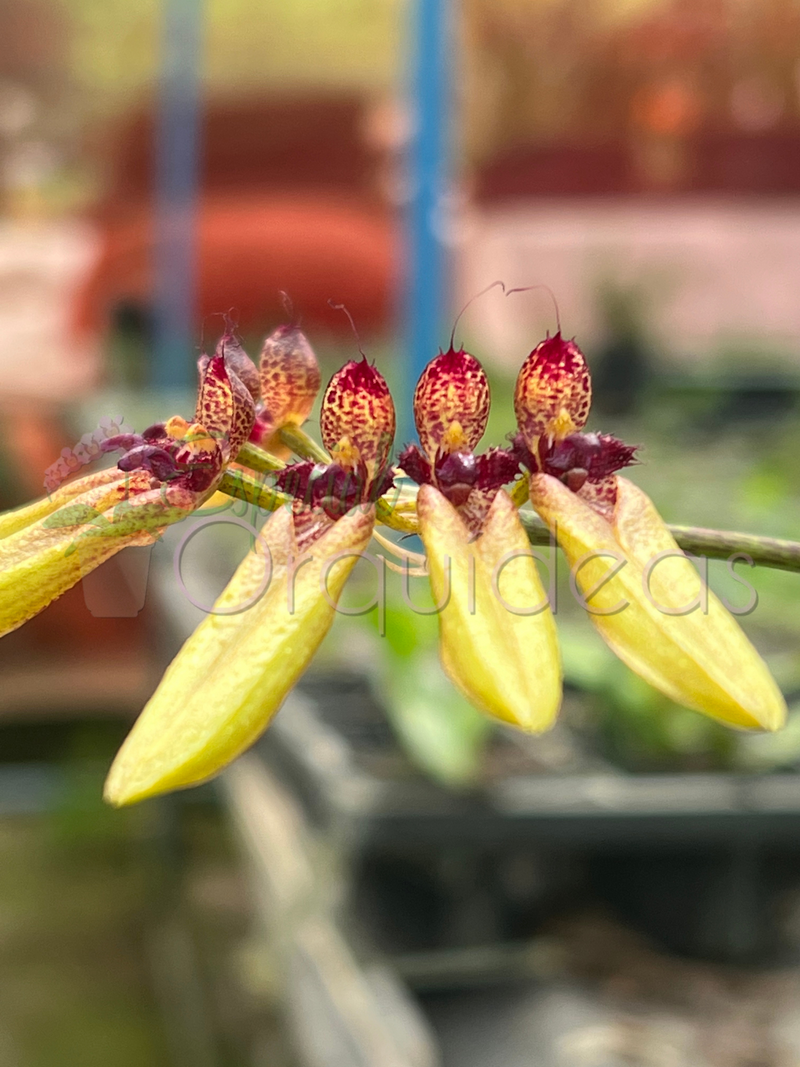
<box><xmin>0</xmin><ymin>292</ymin><xmax>797</xmax><ymax>806</ymax></box>
<box><xmin>343</xmin><ymin>598</ymin><xmax>492</xmax><ymax>788</ymax></box>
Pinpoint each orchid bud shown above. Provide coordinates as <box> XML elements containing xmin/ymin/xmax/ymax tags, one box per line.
<box><xmin>414</xmin><ymin>348</ymin><xmax>490</xmax><ymax>459</ymax></box>
<box><xmin>320</xmin><ymin>359</ymin><xmax>395</xmax><ymax>479</ymax></box>
<box><xmin>514</xmin><ymin>333</ymin><xmax>591</xmax><ymax>449</ymax></box>
<box><xmin>259</xmin><ymin>324</ymin><xmax>321</xmax><ymax>429</ymax></box>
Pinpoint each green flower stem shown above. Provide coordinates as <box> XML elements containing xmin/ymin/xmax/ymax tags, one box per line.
<box><xmin>519</xmin><ymin>511</ymin><xmax>800</xmax><ymax>574</ymax></box>
<box><xmin>218</xmin><ymin>471</ymin><xmax>290</xmax><ymax>512</ymax></box>
<box><xmin>667</xmin><ymin>525</ymin><xmax>800</xmax><ymax>573</ymax></box>
<box><xmin>376</xmin><ymin>497</ymin><xmax>418</xmax><ymax>534</ymax></box>
<box><xmin>234</xmin><ymin>442</ymin><xmax>286</xmax><ymax>474</ymax></box>
<box><xmin>226</xmin><ymin>446</ymin><xmax>800</xmax><ymax>574</ymax></box>
<box><xmin>279</xmin><ymin>424</ymin><xmax>330</xmax><ymax>464</ymax></box>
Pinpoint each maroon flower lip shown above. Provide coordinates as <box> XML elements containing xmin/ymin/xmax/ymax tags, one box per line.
<box><xmin>102</xmin><ymin>429</ymin><xmax>219</xmax><ymax>494</ymax></box>
<box><xmin>512</xmin><ymin>430</ymin><xmax>639</xmax><ymax>493</ymax></box>
<box><xmin>399</xmin><ymin>442</ymin><xmax>520</xmax><ymax>510</ymax></box>
<box><xmin>276</xmin><ymin>461</ymin><xmax>394</xmax><ymax>521</ymax></box>
<box><xmin>100</xmin><ymin>340</ymin><xmax>258</xmax><ymax>497</ymax></box>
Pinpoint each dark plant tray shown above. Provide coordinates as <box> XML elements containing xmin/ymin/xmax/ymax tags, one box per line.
<box><xmin>257</xmin><ymin>670</ymin><xmax>800</xmax><ymax>850</ymax></box>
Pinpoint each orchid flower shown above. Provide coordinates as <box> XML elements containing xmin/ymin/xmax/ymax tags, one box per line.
<box><xmin>397</xmin><ymin>345</ymin><xmax>562</xmax><ymax>732</ymax></box>
<box><xmin>103</xmin><ymin>353</ymin><xmax>395</xmax><ymax>805</ymax></box>
<box><xmin>513</xmin><ymin>331</ymin><xmax>786</xmax><ymax>732</ymax></box>
<box><xmin>248</xmin><ymin>321</ymin><xmax>321</xmax><ymax>457</ymax></box>
<box><xmin>0</xmin><ymin>335</ymin><xmax>256</xmax><ymax>640</ymax></box>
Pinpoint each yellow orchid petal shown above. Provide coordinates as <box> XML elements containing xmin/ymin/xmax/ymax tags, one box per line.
<box><xmin>416</xmin><ymin>485</ymin><xmax>562</xmax><ymax>732</ymax></box>
<box><xmin>197</xmin><ymin>489</ymin><xmax>232</xmax><ymax>512</ymax></box>
<box><xmin>0</xmin><ymin>470</ymin><xmax>167</xmax><ymax>638</ymax></box>
<box><xmin>0</xmin><ymin>468</ymin><xmax>126</xmax><ymax>541</ymax></box>
<box><xmin>530</xmin><ymin>473</ymin><xmax>786</xmax><ymax>732</ymax></box>
<box><xmin>104</xmin><ymin>504</ymin><xmax>375</xmax><ymax>807</ymax></box>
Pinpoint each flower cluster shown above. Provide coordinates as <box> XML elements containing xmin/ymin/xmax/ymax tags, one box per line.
<box><xmin>0</xmin><ymin>308</ymin><xmax>787</xmax><ymax>807</ymax></box>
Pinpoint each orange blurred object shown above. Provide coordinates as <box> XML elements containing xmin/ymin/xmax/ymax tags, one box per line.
<box><xmin>71</xmin><ymin>193</ymin><xmax>398</xmax><ymax>343</ymax></box>
<box><xmin>71</xmin><ymin>95</ymin><xmax>400</xmax><ymax>353</ymax></box>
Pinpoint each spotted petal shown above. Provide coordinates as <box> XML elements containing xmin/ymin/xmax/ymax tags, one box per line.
<box><xmin>195</xmin><ymin>349</ymin><xmax>255</xmax><ymax>461</ymax></box>
<box><xmin>259</xmin><ymin>323</ymin><xmax>321</xmax><ymax>429</ymax></box>
<box><xmin>320</xmin><ymin>359</ymin><xmax>395</xmax><ymax>479</ymax></box>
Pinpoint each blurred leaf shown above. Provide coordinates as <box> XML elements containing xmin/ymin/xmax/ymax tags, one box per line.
<box><xmin>381</xmin><ymin>650</ymin><xmax>492</xmax><ymax>788</ymax></box>
<box><xmin>557</xmin><ymin>619</ymin><xmax>618</xmax><ymax>689</ymax></box>
<box><xmin>739</xmin><ymin>464</ymin><xmax>793</xmax><ymax>517</ymax></box>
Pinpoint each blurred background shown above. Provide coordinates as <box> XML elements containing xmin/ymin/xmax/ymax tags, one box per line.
<box><xmin>3</xmin><ymin>0</ymin><xmax>800</xmax><ymax>1065</ymax></box>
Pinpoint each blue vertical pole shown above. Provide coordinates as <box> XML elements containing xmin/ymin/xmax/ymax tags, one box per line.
<box><xmin>152</xmin><ymin>0</ymin><xmax>204</xmax><ymax>389</ymax></box>
<box><xmin>403</xmin><ymin>0</ymin><xmax>451</xmax><ymax>445</ymax></box>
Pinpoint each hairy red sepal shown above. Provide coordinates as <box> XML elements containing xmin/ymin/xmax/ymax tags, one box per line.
<box><xmin>413</xmin><ymin>347</ymin><xmax>490</xmax><ymax>458</ymax></box>
<box><xmin>258</xmin><ymin>323</ymin><xmax>321</xmax><ymax>429</ymax></box>
<box><xmin>320</xmin><ymin>359</ymin><xmax>395</xmax><ymax>477</ymax></box>
<box><xmin>514</xmin><ymin>332</ymin><xmax>592</xmax><ymax>447</ymax></box>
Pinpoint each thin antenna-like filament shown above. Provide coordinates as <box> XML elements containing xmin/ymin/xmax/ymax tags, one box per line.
<box><xmin>328</xmin><ymin>299</ymin><xmax>367</xmax><ymax>359</ymax></box>
<box><xmin>449</xmin><ymin>279</ymin><xmax>506</xmax><ymax>351</ymax></box>
<box><xmin>278</xmin><ymin>290</ymin><xmax>296</xmax><ymax>324</ymax></box>
<box><xmin>372</xmin><ymin>529</ymin><xmax>428</xmax><ymax>576</ymax></box>
<box><xmin>505</xmin><ymin>284</ymin><xmax>562</xmax><ymax>334</ymax></box>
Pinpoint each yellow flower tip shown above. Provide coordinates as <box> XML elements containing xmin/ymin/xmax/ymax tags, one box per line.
<box><xmin>416</xmin><ymin>485</ymin><xmax>562</xmax><ymax>734</ymax></box>
<box><xmin>197</xmin><ymin>490</ymin><xmax>232</xmax><ymax>512</ymax></box>
<box><xmin>176</xmin><ymin>423</ymin><xmax>216</xmax><ymax>456</ymax></box>
<box><xmin>530</xmin><ymin>472</ymin><xmax>787</xmax><ymax>734</ymax></box>
<box><xmin>103</xmin><ymin>764</ymin><xmax>167</xmax><ymax>808</ymax></box>
<box><xmin>103</xmin><ymin>504</ymin><xmax>376</xmax><ymax>806</ymax></box>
